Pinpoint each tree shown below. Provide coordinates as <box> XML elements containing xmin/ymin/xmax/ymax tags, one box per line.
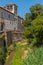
<box><xmin>30</xmin><ymin>4</ymin><xmax>43</xmax><ymax>19</ymax></box>
<box><xmin>30</xmin><ymin>15</ymin><xmax>43</xmax><ymax>45</ymax></box>
<box><xmin>24</xmin><ymin>13</ymin><xmax>32</xmax><ymax>27</ymax></box>
<box><xmin>23</xmin><ymin>27</ymin><xmax>31</xmax><ymax>38</ymax></box>
<box><xmin>24</xmin><ymin>4</ymin><xmax>43</xmax><ymax>27</ymax></box>
<box><xmin>24</xmin><ymin>4</ymin><xmax>43</xmax><ymax>45</ymax></box>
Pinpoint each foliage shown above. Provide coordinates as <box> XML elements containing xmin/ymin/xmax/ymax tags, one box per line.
<box><xmin>24</xmin><ymin>4</ymin><xmax>43</xmax><ymax>45</ymax></box>
<box><xmin>24</xmin><ymin>46</ymin><xmax>43</xmax><ymax>65</ymax></box>
<box><xmin>8</xmin><ymin>43</ymin><xmax>16</xmax><ymax>55</ymax></box>
<box><xmin>10</xmin><ymin>42</ymin><xmax>24</xmax><ymax>65</ymax></box>
<box><xmin>0</xmin><ymin>47</ymin><xmax>7</xmax><ymax>65</ymax></box>
<box><xmin>10</xmin><ymin>42</ymin><xmax>28</xmax><ymax>65</ymax></box>
<box><xmin>29</xmin><ymin>38</ymin><xmax>37</xmax><ymax>45</ymax></box>
<box><xmin>24</xmin><ymin>4</ymin><xmax>43</xmax><ymax>27</ymax></box>
<box><xmin>30</xmin><ymin>15</ymin><xmax>43</xmax><ymax>44</ymax></box>
<box><xmin>0</xmin><ymin>48</ymin><xmax>4</xmax><ymax>61</ymax></box>
<box><xmin>24</xmin><ymin>15</ymin><xmax>43</xmax><ymax>45</ymax></box>
<box><xmin>23</xmin><ymin>27</ymin><xmax>31</xmax><ymax>38</ymax></box>
<box><xmin>10</xmin><ymin>42</ymin><xmax>43</xmax><ymax>65</ymax></box>
<box><xmin>0</xmin><ymin>33</ymin><xmax>4</xmax><ymax>39</ymax></box>
<box><xmin>30</xmin><ymin>4</ymin><xmax>43</xmax><ymax>19</ymax></box>
<box><xmin>24</xmin><ymin>13</ymin><xmax>32</xmax><ymax>27</ymax></box>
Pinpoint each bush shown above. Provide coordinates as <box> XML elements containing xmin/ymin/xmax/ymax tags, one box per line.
<box><xmin>32</xmin><ymin>16</ymin><xmax>43</xmax><ymax>40</ymax></box>
<box><xmin>24</xmin><ymin>46</ymin><xmax>43</xmax><ymax>65</ymax></box>
<box><xmin>23</xmin><ymin>27</ymin><xmax>31</xmax><ymax>39</ymax></box>
<box><xmin>0</xmin><ymin>47</ymin><xmax>7</xmax><ymax>65</ymax></box>
<box><xmin>29</xmin><ymin>38</ymin><xmax>37</xmax><ymax>46</ymax></box>
<box><xmin>28</xmin><ymin>15</ymin><xmax>43</xmax><ymax>46</ymax></box>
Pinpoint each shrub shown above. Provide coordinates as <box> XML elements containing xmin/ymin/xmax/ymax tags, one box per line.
<box><xmin>32</xmin><ymin>16</ymin><xmax>43</xmax><ymax>40</ymax></box>
<box><xmin>28</xmin><ymin>15</ymin><xmax>43</xmax><ymax>46</ymax></box>
<box><xmin>29</xmin><ymin>38</ymin><xmax>37</xmax><ymax>46</ymax></box>
<box><xmin>0</xmin><ymin>47</ymin><xmax>7</xmax><ymax>65</ymax></box>
<box><xmin>24</xmin><ymin>46</ymin><xmax>43</xmax><ymax>65</ymax></box>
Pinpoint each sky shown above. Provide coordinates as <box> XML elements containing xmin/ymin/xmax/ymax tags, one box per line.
<box><xmin>0</xmin><ymin>0</ymin><xmax>43</xmax><ymax>18</ymax></box>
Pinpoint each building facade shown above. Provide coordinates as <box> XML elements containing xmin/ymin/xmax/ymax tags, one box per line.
<box><xmin>0</xmin><ymin>3</ymin><xmax>24</xmax><ymax>47</ymax></box>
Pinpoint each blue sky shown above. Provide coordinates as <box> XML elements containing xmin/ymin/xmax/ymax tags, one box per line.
<box><xmin>0</xmin><ymin>0</ymin><xmax>43</xmax><ymax>18</ymax></box>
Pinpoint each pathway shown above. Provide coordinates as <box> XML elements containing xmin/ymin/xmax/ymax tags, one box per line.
<box><xmin>4</xmin><ymin>51</ymin><xmax>15</xmax><ymax>65</ymax></box>
<box><xmin>4</xmin><ymin>40</ymin><xmax>29</xmax><ymax>65</ymax></box>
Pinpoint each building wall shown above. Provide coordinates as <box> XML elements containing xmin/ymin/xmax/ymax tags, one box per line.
<box><xmin>17</xmin><ymin>17</ymin><xmax>24</xmax><ymax>32</ymax></box>
<box><xmin>0</xmin><ymin>6</ymin><xmax>24</xmax><ymax>47</ymax></box>
<box><xmin>0</xmin><ymin>38</ymin><xmax>4</xmax><ymax>47</ymax></box>
<box><xmin>6</xmin><ymin>4</ymin><xmax>17</xmax><ymax>15</ymax></box>
<box><xmin>12</xmin><ymin>32</ymin><xmax>22</xmax><ymax>42</ymax></box>
<box><xmin>7</xmin><ymin>31</ymin><xmax>13</xmax><ymax>46</ymax></box>
<box><xmin>0</xmin><ymin>32</ymin><xmax>4</xmax><ymax>47</ymax></box>
<box><xmin>0</xmin><ymin>8</ymin><xmax>18</xmax><ymax>31</ymax></box>
<box><xmin>17</xmin><ymin>17</ymin><xmax>22</xmax><ymax>32</ymax></box>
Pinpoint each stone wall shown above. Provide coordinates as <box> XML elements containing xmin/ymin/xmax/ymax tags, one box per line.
<box><xmin>0</xmin><ymin>7</ymin><xmax>17</xmax><ymax>31</ymax></box>
<box><xmin>0</xmin><ymin>32</ymin><xmax>4</xmax><ymax>47</ymax></box>
<box><xmin>7</xmin><ymin>31</ymin><xmax>13</xmax><ymax>46</ymax></box>
<box><xmin>6</xmin><ymin>31</ymin><xmax>22</xmax><ymax>46</ymax></box>
<box><xmin>0</xmin><ymin>38</ymin><xmax>4</xmax><ymax>47</ymax></box>
<box><xmin>12</xmin><ymin>32</ymin><xmax>22</xmax><ymax>42</ymax></box>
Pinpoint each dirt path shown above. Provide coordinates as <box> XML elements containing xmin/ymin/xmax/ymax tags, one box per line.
<box><xmin>21</xmin><ymin>41</ymin><xmax>29</xmax><ymax>59</ymax></box>
<box><xmin>22</xmin><ymin>50</ymin><xmax>28</xmax><ymax>59</ymax></box>
<box><xmin>4</xmin><ymin>40</ymin><xmax>29</xmax><ymax>65</ymax></box>
<box><xmin>4</xmin><ymin>51</ymin><xmax>15</xmax><ymax>65</ymax></box>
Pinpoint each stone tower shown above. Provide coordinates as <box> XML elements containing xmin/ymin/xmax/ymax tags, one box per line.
<box><xmin>6</xmin><ymin>3</ymin><xmax>18</xmax><ymax>15</ymax></box>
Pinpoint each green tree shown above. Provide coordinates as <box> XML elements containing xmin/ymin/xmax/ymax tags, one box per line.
<box><xmin>24</xmin><ymin>4</ymin><xmax>43</xmax><ymax>27</ymax></box>
<box><xmin>30</xmin><ymin>4</ymin><xmax>43</xmax><ymax>19</ymax></box>
<box><xmin>24</xmin><ymin>4</ymin><xmax>43</xmax><ymax>45</ymax></box>
<box><xmin>23</xmin><ymin>27</ymin><xmax>31</xmax><ymax>38</ymax></box>
<box><xmin>30</xmin><ymin>15</ymin><xmax>43</xmax><ymax>45</ymax></box>
<box><xmin>24</xmin><ymin>13</ymin><xmax>32</xmax><ymax>27</ymax></box>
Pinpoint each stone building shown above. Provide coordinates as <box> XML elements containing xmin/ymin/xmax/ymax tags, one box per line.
<box><xmin>0</xmin><ymin>3</ymin><xmax>24</xmax><ymax>47</ymax></box>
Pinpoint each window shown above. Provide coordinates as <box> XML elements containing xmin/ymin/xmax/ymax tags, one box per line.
<box><xmin>14</xmin><ymin>18</ymin><xmax>17</xmax><ymax>21</ymax></box>
<box><xmin>8</xmin><ymin>14</ymin><xmax>10</xmax><ymax>18</ymax></box>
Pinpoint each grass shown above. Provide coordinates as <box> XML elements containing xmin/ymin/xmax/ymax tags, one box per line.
<box><xmin>0</xmin><ymin>47</ymin><xmax>4</xmax><ymax>63</ymax></box>
<box><xmin>10</xmin><ymin>42</ymin><xmax>28</xmax><ymax>65</ymax></box>
<box><xmin>0</xmin><ymin>33</ymin><xmax>4</xmax><ymax>39</ymax></box>
<box><xmin>10</xmin><ymin>41</ymin><xmax>43</xmax><ymax>65</ymax></box>
<box><xmin>24</xmin><ymin>46</ymin><xmax>43</xmax><ymax>65</ymax></box>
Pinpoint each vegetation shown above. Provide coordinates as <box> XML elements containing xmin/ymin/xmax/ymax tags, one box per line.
<box><xmin>24</xmin><ymin>4</ymin><xmax>43</xmax><ymax>27</ymax></box>
<box><xmin>29</xmin><ymin>15</ymin><xmax>43</xmax><ymax>46</ymax></box>
<box><xmin>0</xmin><ymin>33</ymin><xmax>4</xmax><ymax>39</ymax></box>
<box><xmin>10</xmin><ymin>41</ymin><xmax>28</xmax><ymax>65</ymax></box>
<box><xmin>0</xmin><ymin>3</ymin><xmax>43</xmax><ymax>65</ymax></box>
<box><xmin>10</xmin><ymin>41</ymin><xmax>43</xmax><ymax>65</ymax></box>
<box><xmin>10</xmin><ymin>4</ymin><xmax>43</xmax><ymax>65</ymax></box>
<box><xmin>23</xmin><ymin>4</ymin><xmax>43</xmax><ymax>65</ymax></box>
<box><xmin>24</xmin><ymin>46</ymin><xmax>43</xmax><ymax>65</ymax></box>
<box><xmin>0</xmin><ymin>33</ymin><xmax>7</xmax><ymax>65</ymax></box>
<box><xmin>24</xmin><ymin>4</ymin><xmax>43</xmax><ymax>46</ymax></box>
<box><xmin>0</xmin><ymin>47</ymin><xmax>7</xmax><ymax>65</ymax></box>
